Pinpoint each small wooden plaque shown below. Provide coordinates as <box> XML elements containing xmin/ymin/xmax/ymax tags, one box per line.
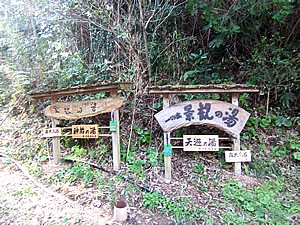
<box><xmin>72</xmin><ymin>124</ymin><xmax>99</xmax><ymax>138</ymax></box>
<box><xmin>183</xmin><ymin>135</ymin><xmax>219</xmax><ymax>151</ymax></box>
<box><xmin>225</xmin><ymin>150</ymin><xmax>251</xmax><ymax>162</ymax></box>
<box><xmin>43</xmin><ymin>128</ymin><xmax>62</xmax><ymax>137</ymax></box>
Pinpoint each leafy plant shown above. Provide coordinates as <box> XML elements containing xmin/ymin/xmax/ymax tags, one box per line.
<box><xmin>58</xmin><ymin>162</ymin><xmax>95</xmax><ymax>186</ymax></box>
<box><xmin>142</xmin><ymin>191</ymin><xmax>206</xmax><ymax>222</ymax></box>
<box><xmin>147</xmin><ymin>148</ymin><xmax>159</xmax><ymax>167</ymax></box>
<box><xmin>72</xmin><ymin>146</ymin><xmax>87</xmax><ymax>157</ymax></box>
<box><xmin>271</xmin><ymin>146</ymin><xmax>289</xmax><ymax>157</ymax></box>
<box><xmin>293</xmin><ymin>152</ymin><xmax>300</xmax><ymax>160</ymax></box>
<box><xmin>290</xmin><ymin>139</ymin><xmax>300</xmax><ymax>160</ymax></box>
<box><xmin>193</xmin><ymin>163</ymin><xmax>204</xmax><ymax>175</ymax></box>
<box><xmin>221</xmin><ymin>179</ymin><xmax>300</xmax><ymax>224</ymax></box>
<box><xmin>134</xmin><ymin>126</ymin><xmax>152</xmax><ymax>144</ymax></box>
<box><xmin>128</xmin><ymin>158</ymin><xmax>146</xmax><ymax>180</ymax></box>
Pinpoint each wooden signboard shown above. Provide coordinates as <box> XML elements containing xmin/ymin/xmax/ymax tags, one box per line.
<box><xmin>72</xmin><ymin>124</ymin><xmax>98</xmax><ymax>138</ymax></box>
<box><xmin>225</xmin><ymin>150</ymin><xmax>251</xmax><ymax>162</ymax></box>
<box><xmin>43</xmin><ymin>128</ymin><xmax>62</xmax><ymax>137</ymax></box>
<box><xmin>155</xmin><ymin>100</ymin><xmax>250</xmax><ymax>138</ymax></box>
<box><xmin>183</xmin><ymin>135</ymin><xmax>219</xmax><ymax>151</ymax></box>
<box><xmin>44</xmin><ymin>97</ymin><xmax>124</xmax><ymax>120</ymax></box>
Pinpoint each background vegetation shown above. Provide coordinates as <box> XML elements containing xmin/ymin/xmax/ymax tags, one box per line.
<box><xmin>0</xmin><ymin>0</ymin><xmax>299</xmax><ymax>224</ymax></box>
<box><xmin>1</xmin><ymin>0</ymin><xmax>299</xmax><ymax>109</ymax></box>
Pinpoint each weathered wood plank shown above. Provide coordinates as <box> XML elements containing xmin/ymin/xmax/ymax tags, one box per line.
<box><xmin>155</xmin><ymin>100</ymin><xmax>250</xmax><ymax>138</ymax></box>
<box><xmin>29</xmin><ymin>82</ymin><xmax>133</xmax><ymax>99</ymax></box>
<box><xmin>44</xmin><ymin>97</ymin><xmax>124</xmax><ymax>120</ymax></box>
<box><xmin>148</xmin><ymin>84</ymin><xmax>259</xmax><ymax>95</ymax></box>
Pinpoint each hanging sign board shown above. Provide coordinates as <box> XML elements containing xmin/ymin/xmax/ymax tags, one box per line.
<box><xmin>72</xmin><ymin>124</ymin><xmax>98</xmax><ymax>138</ymax></box>
<box><xmin>43</xmin><ymin>128</ymin><xmax>62</xmax><ymax>137</ymax></box>
<box><xmin>183</xmin><ymin>135</ymin><xmax>219</xmax><ymax>151</ymax></box>
<box><xmin>44</xmin><ymin>97</ymin><xmax>124</xmax><ymax>120</ymax></box>
<box><xmin>155</xmin><ymin>100</ymin><xmax>250</xmax><ymax>138</ymax></box>
<box><xmin>225</xmin><ymin>150</ymin><xmax>251</xmax><ymax>162</ymax></box>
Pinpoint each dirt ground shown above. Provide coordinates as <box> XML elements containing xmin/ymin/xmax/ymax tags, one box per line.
<box><xmin>0</xmin><ymin>156</ymin><xmax>115</xmax><ymax>225</ymax></box>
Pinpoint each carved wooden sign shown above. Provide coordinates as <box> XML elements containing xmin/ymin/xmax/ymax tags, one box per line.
<box><xmin>154</xmin><ymin>100</ymin><xmax>250</xmax><ymax>138</ymax></box>
<box><xmin>225</xmin><ymin>150</ymin><xmax>251</xmax><ymax>162</ymax></box>
<box><xmin>44</xmin><ymin>97</ymin><xmax>124</xmax><ymax>120</ymax></box>
<box><xmin>72</xmin><ymin>124</ymin><xmax>98</xmax><ymax>138</ymax></box>
<box><xmin>183</xmin><ymin>135</ymin><xmax>219</xmax><ymax>151</ymax></box>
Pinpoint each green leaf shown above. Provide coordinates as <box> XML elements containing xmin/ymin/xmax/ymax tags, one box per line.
<box><xmin>275</xmin><ymin>116</ymin><xmax>286</xmax><ymax>126</ymax></box>
<box><xmin>183</xmin><ymin>70</ymin><xmax>199</xmax><ymax>81</ymax></box>
<box><xmin>249</xmin><ymin>117</ymin><xmax>259</xmax><ymax>127</ymax></box>
<box><xmin>40</xmin><ymin>156</ymin><xmax>48</xmax><ymax>162</ymax></box>
<box><xmin>246</xmin><ymin>203</ymin><xmax>255</xmax><ymax>212</ymax></box>
<box><xmin>290</xmin><ymin>140</ymin><xmax>300</xmax><ymax>150</ymax></box>
<box><xmin>259</xmin><ymin>195</ymin><xmax>271</xmax><ymax>205</ymax></box>
<box><xmin>284</xmin><ymin>119</ymin><xmax>292</xmax><ymax>127</ymax></box>
<box><xmin>293</xmin><ymin>152</ymin><xmax>300</xmax><ymax>160</ymax></box>
<box><xmin>260</xmin><ymin>118</ymin><xmax>271</xmax><ymax>128</ymax></box>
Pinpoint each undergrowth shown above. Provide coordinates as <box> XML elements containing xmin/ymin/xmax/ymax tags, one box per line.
<box><xmin>0</xmin><ymin>101</ymin><xmax>299</xmax><ymax>224</ymax></box>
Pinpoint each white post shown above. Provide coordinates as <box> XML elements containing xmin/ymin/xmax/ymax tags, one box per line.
<box><xmin>110</xmin><ymin>90</ymin><xmax>121</xmax><ymax>171</ymax></box>
<box><xmin>231</xmin><ymin>93</ymin><xmax>241</xmax><ymax>175</ymax></box>
<box><xmin>163</xmin><ymin>94</ymin><xmax>171</xmax><ymax>183</ymax></box>
<box><xmin>51</xmin><ymin>97</ymin><xmax>60</xmax><ymax>164</ymax></box>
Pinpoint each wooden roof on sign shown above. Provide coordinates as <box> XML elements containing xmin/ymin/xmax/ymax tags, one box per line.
<box><xmin>29</xmin><ymin>82</ymin><xmax>133</xmax><ymax>99</ymax></box>
<box><xmin>148</xmin><ymin>84</ymin><xmax>259</xmax><ymax>95</ymax></box>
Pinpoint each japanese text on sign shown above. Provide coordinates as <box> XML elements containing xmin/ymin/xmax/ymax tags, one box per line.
<box><xmin>167</xmin><ymin>102</ymin><xmax>239</xmax><ymax>128</ymax></box>
<box><xmin>43</xmin><ymin>128</ymin><xmax>62</xmax><ymax>137</ymax></box>
<box><xmin>44</xmin><ymin>98</ymin><xmax>124</xmax><ymax>120</ymax></box>
<box><xmin>72</xmin><ymin>125</ymin><xmax>99</xmax><ymax>138</ymax></box>
<box><xmin>225</xmin><ymin>150</ymin><xmax>251</xmax><ymax>162</ymax></box>
<box><xmin>183</xmin><ymin>135</ymin><xmax>219</xmax><ymax>151</ymax></box>
<box><xmin>154</xmin><ymin>100</ymin><xmax>250</xmax><ymax>138</ymax></box>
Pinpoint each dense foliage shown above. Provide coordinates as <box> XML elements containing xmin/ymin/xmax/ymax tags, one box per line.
<box><xmin>0</xmin><ymin>0</ymin><xmax>299</xmax><ymax>111</ymax></box>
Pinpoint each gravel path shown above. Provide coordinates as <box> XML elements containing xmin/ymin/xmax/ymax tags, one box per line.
<box><xmin>0</xmin><ymin>157</ymin><xmax>114</xmax><ymax>225</ymax></box>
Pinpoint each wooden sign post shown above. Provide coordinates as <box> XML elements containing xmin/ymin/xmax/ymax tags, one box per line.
<box><xmin>163</xmin><ymin>94</ymin><xmax>171</xmax><ymax>183</ymax></box>
<box><xmin>29</xmin><ymin>82</ymin><xmax>132</xmax><ymax>170</ymax></box>
<box><xmin>149</xmin><ymin>84</ymin><xmax>259</xmax><ymax>183</ymax></box>
<box><xmin>51</xmin><ymin>96</ymin><xmax>61</xmax><ymax>165</ymax></box>
<box><xmin>110</xmin><ymin>89</ymin><xmax>121</xmax><ymax>171</ymax></box>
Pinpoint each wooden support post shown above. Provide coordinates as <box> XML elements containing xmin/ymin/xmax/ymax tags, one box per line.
<box><xmin>110</xmin><ymin>90</ymin><xmax>121</xmax><ymax>171</ymax></box>
<box><xmin>163</xmin><ymin>94</ymin><xmax>171</xmax><ymax>183</ymax></box>
<box><xmin>231</xmin><ymin>93</ymin><xmax>241</xmax><ymax>175</ymax></box>
<box><xmin>51</xmin><ymin>97</ymin><xmax>61</xmax><ymax>164</ymax></box>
